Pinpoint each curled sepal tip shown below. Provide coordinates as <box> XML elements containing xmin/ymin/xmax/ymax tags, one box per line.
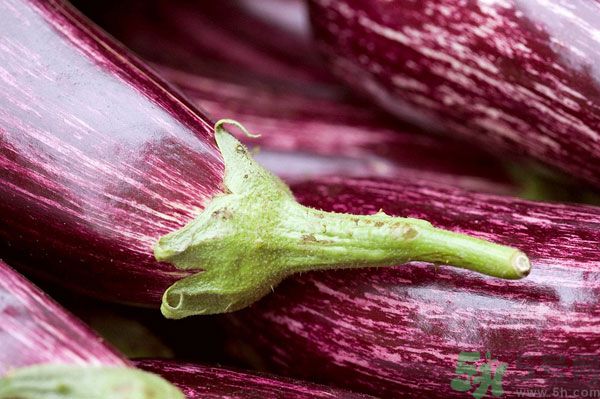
<box><xmin>154</xmin><ymin>119</ymin><xmax>531</xmax><ymax>319</ymax></box>
<box><xmin>0</xmin><ymin>364</ymin><xmax>184</xmax><ymax>399</ymax></box>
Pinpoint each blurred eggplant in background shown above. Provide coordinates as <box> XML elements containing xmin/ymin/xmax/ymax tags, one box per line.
<box><xmin>308</xmin><ymin>0</ymin><xmax>600</xmax><ymax>188</ymax></box>
<box><xmin>0</xmin><ymin>259</ymin><xmax>184</xmax><ymax>398</ymax></box>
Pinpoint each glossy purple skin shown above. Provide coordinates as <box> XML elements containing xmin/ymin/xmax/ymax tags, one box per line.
<box><xmin>0</xmin><ymin>255</ymin><xmax>373</xmax><ymax>397</ymax></box>
<box><xmin>0</xmin><ymin>0</ymin><xmax>224</xmax><ymax>305</ymax></box>
<box><xmin>0</xmin><ymin>260</ymin><xmax>125</xmax><ymax>373</ymax></box>
<box><xmin>226</xmin><ymin>176</ymin><xmax>600</xmax><ymax>398</ymax></box>
<box><xmin>73</xmin><ymin>0</ymin><xmax>331</xmax><ymax>87</ymax></box>
<box><xmin>135</xmin><ymin>359</ymin><xmax>375</xmax><ymax>399</ymax></box>
<box><xmin>308</xmin><ymin>0</ymin><xmax>600</xmax><ymax>188</ymax></box>
<box><xmin>162</xmin><ymin>66</ymin><xmax>513</xmax><ymax>194</ymax></box>
<box><xmin>74</xmin><ymin>0</ymin><xmax>515</xmax><ymax>192</ymax></box>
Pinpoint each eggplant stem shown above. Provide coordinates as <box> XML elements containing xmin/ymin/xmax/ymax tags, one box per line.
<box><xmin>154</xmin><ymin>120</ymin><xmax>531</xmax><ymax>319</ymax></box>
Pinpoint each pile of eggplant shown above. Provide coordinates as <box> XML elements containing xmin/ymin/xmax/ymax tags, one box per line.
<box><xmin>0</xmin><ymin>0</ymin><xmax>598</xmax><ymax>398</ymax></box>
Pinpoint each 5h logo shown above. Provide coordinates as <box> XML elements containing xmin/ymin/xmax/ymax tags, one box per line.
<box><xmin>451</xmin><ymin>351</ymin><xmax>507</xmax><ymax>398</ymax></box>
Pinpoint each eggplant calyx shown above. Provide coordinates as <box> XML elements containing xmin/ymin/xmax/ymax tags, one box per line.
<box><xmin>154</xmin><ymin>120</ymin><xmax>531</xmax><ymax>319</ymax></box>
<box><xmin>0</xmin><ymin>364</ymin><xmax>184</xmax><ymax>399</ymax></box>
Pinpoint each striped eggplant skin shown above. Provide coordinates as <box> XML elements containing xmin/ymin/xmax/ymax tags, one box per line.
<box><xmin>163</xmin><ymin>66</ymin><xmax>514</xmax><ymax>195</ymax></box>
<box><xmin>308</xmin><ymin>0</ymin><xmax>600</xmax><ymax>188</ymax></box>
<box><xmin>135</xmin><ymin>359</ymin><xmax>376</xmax><ymax>399</ymax></box>
<box><xmin>0</xmin><ymin>261</ymin><xmax>185</xmax><ymax>398</ymax></box>
<box><xmin>0</xmin><ymin>260</ymin><xmax>125</xmax><ymax>374</ymax></box>
<box><xmin>225</xmin><ymin>176</ymin><xmax>600</xmax><ymax>398</ymax></box>
<box><xmin>71</xmin><ymin>0</ymin><xmax>331</xmax><ymax>87</ymax></box>
<box><xmin>71</xmin><ymin>0</ymin><xmax>516</xmax><ymax>194</ymax></box>
<box><xmin>0</xmin><ymin>0</ymin><xmax>226</xmax><ymax>306</ymax></box>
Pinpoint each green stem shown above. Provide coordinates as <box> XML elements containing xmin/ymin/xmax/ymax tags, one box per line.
<box><xmin>0</xmin><ymin>364</ymin><xmax>184</xmax><ymax>399</ymax></box>
<box><xmin>280</xmin><ymin>206</ymin><xmax>530</xmax><ymax>278</ymax></box>
<box><xmin>154</xmin><ymin>120</ymin><xmax>531</xmax><ymax>319</ymax></box>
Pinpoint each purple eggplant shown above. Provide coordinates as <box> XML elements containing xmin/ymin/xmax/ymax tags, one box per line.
<box><xmin>308</xmin><ymin>0</ymin><xmax>600</xmax><ymax>188</ymax></box>
<box><xmin>0</xmin><ymin>260</ymin><xmax>122</xmax><ymax>372</ymax></box>
<box><xmin>224</xmin><ymin>175</ymin><xmax>600</xmax><ymax>398</ymax></box>
<box><xmin>0</xmin><ymin>259</ymin><xmax>184</xmax><ymax>397</ymax></box>
<box><xmin>71</xmin><ymin>0</ymin><xmax>515</xmax><ymax>193</ymax></box>
<box><xmin>75</xmin><ymin>0</ymin><xmax>600</xmax><ymax>203</ymax></box>
<box><xmin>135</xmin><ymin>359</ymin><xmax>375</xmax><ymax>399</ymax></box>
<box><xmin>159</xmin><ymin>66</ymin><xmax>515</xmax><ymax>194</ymax></box>
<box><xmin>0</xmin><ymin>259</ymin><xmax>364</xmax><ymax>398</ymax></box>
<box><xmin>72</xmin><ymin>0</ymin><xmax>330</xmax><ymax>86</ymax></box>
<box><xmin>0</xmin><ymin>0</ymin><xmax>221</xmax><ymax>308</ymax></box>
<box><xmin>0</xmin><ymin>0</ymin><xmax>529</xmax><ymax>318</ymax></box>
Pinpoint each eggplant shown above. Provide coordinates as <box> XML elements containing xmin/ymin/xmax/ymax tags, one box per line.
<box><xmin>0</xmin><ymin>260</ymin><xmax>122</xmax><ymax>372</ymax></box>
<box><xmin>76</xmin><ymin>0</ymin><xmax>600</xmax><ymax>203</ymax></box>
<box><xmin>0</xmin><ymin>0</ymin><xmax>221</xmax><ymax>310</ymax></box>
<box><xmin>0</xmin><ymin>0</ymin><xmax>529</xmax><ymax>318</ymax></box>
<box><xmin>308</xmin><ymin>0</ymin><xmax>600</xmax><ymax>188</ymax></box>
<box><xmin>224</xmin><ymin>175</ymin><xmax>600</xmax><ymax>398</ymax></box>
<box><xmin>135</xmin><ymin>359</ymin><xmax>375</xmax><ymax>399</ymax></box>
<box><xmin>0</xmin><ymin>259</ymin><xmax>365</xmax><ymax>398</ymax></box>
<box><xmin>0</xmin><ymin>259</ymin><xmax>184</xmax><ymax>398</ymax></box>
<box><xmin>71</xmin><ymin>0</ymin><xmax>330</xmax><ymax>87</ymax></box>
<box><xmin>157</xmin><ymin>66</ymin><xmax>515</xmax><ymax>194</ymax></box>
<box><xmin>72</xmin><ymin>0</ymin><xmax>515</xmax><ymax>193</ymax></box>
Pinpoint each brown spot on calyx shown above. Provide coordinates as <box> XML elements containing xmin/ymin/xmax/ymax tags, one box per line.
<box><xmin>403</xmin><ymin>227</ymin><xmax>418</xmax><ymax>240</ymax></box>
<box><xmin>374</xmin><ymin>221</ymin><xmax>384</xmax><ymax>227</ymax></box>
<box><xmin>392</xmin><ymin>223</ymin><xmax>418</xmax><ymax>240</ymax></box>
<box><xmin>212</xmin><ymin>208</ymin><xmax>233</xmax><ymax>220</ymax></box>
<box><xmin>235</xmin><ymin>144</ymin><xmax>246</xmax><ymax>154</ymax></box>
<box><xmin>301</xmin><ymin>234</ymin><xmax>319</xmax><ymax>243</ymax></box>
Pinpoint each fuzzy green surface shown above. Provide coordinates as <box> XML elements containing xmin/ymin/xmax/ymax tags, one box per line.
<box><xmin>0</xmin><ymin>364</ymin><xmax>184</xmax><ymax>399</ymax></box>
<box><xmin>154</xmin><ymin>120</ymin><xmax>531</xmax><ymax>319</ymax></box>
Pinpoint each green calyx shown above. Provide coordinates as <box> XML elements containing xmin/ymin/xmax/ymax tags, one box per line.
<box><xmin>0</xmin><ymin>364</ymin><xmax>184</xmax><ymax>399</ymax></box>
<box><xmin>154</xmin><ymin>120</ymin><xmax>531</xmax><ymax>319</ymax></box>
